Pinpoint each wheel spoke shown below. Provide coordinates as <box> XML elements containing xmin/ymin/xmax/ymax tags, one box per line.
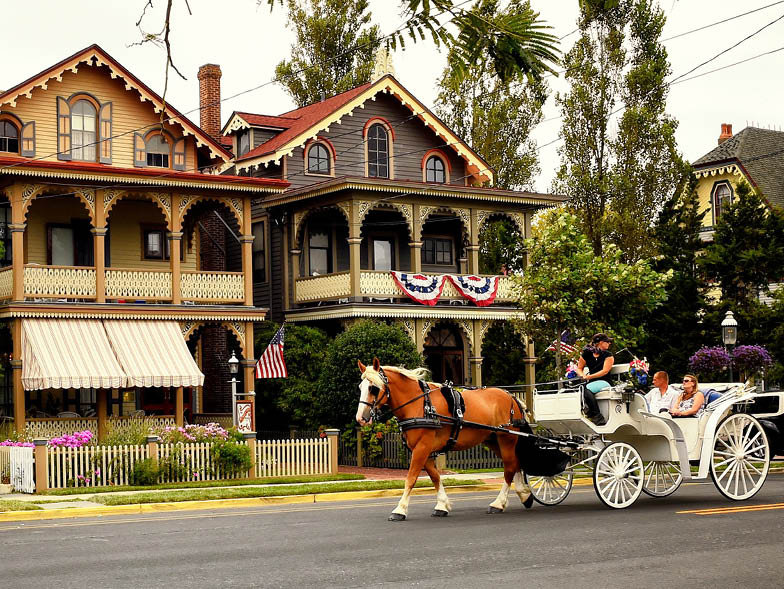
<box><xmin>745</xmin><ymin>443</ymin><xmax>767</xmax><ymax>456</ymax></box>
<box><xmin>713</xmin><ymin>456</ymin><xmax>734</xmax><ymax>469</ymax></box>
<box><xmin>742</xmin><ymin>429</ymin><xmax>762</xmax><ymax>452</ymax></box>
<box><xmin>716</xmin><ymin>460</ymin><xmax>735</xmax><ymax>484</ymax></box>
<box><xmin>744</xmin><ymin>461</ymin><xmax>763</xmax><ymax>476</ymax></box>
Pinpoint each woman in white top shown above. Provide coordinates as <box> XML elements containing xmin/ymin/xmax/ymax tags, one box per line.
<box><xmin>670</xmin><ymin>374</ymin><xmax>705</xmax><ymax>417</ymax></box>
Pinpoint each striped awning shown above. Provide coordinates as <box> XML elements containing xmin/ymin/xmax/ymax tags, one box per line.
<box><xmin>21</xmin><ymin>319</ymin><xmax>127</xmax><ymax>391</ymax></box>
<box><xmin>103</xmin><ymin>320</ymin><xmax>204</xmax><ymax>388</ymax></box>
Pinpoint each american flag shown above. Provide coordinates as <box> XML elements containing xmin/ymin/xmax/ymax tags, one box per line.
<box><xmin>255</xmin><ymin>326</ymin><xmax>287</xmax><ymax>378</ymax></box>
<box><xmin>545</xmin><ymin>330</ymin><xmax>578</xmax><ymax>355</ymax></box>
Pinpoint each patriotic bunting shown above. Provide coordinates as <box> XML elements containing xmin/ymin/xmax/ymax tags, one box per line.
<box><xmin>447</xmin><ymin>275</ymin><xmax>500</xmax><ymax>307</ymax></box>
<box><xmin>391</xmin><ymin>272</ymin><xmax>446</xmax><ymax>306</ymax></box>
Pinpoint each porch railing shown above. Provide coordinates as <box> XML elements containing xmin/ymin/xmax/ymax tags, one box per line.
<box><xmin>25</xmin><ymin>416</ymin><xmax>176</xmax><ymax>439</ymax></box>
<box><xmin>23</xmin><ymin>265</ymin><xmax>96</xmax><ymax>299</ymax></box>
<box><xmin>0</xmin><ymin>266</ymin><xmax>12</xmax><ymax>300</ymax></box>
<box><xmin>105</xmin><ymin>269</ymin><xmax>172</xmax><ymax>300</ymax></box>
<box><xmin>358</xmin><ymin>271</ymin><xmax>518</xmax><ymax>303</ymax></box>
<box><xmin>181</xmin><ymin>270</ymin><xmax>244</xmax><ymax>303</ymax></box>
<box><xmin>295</xmin><ymin>271</ymin><xmax>351</xmax><ymax>302</ymax></box>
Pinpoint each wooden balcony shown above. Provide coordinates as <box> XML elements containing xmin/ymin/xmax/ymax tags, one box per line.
<box><xmin>295</xmin><ymin>271</ymin><xmax>519</xmax><ymax>305</ymax></box>
<box><xmin>0</xmin><ymin>264</ymin><xmax>245</xmax><ymax>305</ymax></box>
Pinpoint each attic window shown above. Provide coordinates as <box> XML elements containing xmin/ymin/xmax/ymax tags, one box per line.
<box><xmin>238</xmin><ymin>131</ymin><xmax>250</xmax><ymax>157</ymax></box>
<box><xmin>367</xmin><ymin>123</ymin><xmax>389</xmax><ymax>178</ymax></box>
<box><xmin>146</xmin><ymin>134</ymin><xmax>170</xmax><ymax>168</ymax></box>
<box><xmin>71</xmin><ymin>100</ymin><xmax>97</xmax><ymax>161</ymax></box>
<box><xmin>0</xmin><ymin>121</ymin><xmax>19</xmax><ymax>154</ymax></box>
<box><xmin>712</xmin><ymin>182</ymin><xmax>733</xmax><ymax>224</ymax></box>
<box><xmin>307</xmin><ymin>143</ymin><xmax>330</xmax><ymax>175</ymax></box>
<box><xmin>426</xmin><ymin>156</ymin><xmax>446</xmax><ymax>183</ymax></box>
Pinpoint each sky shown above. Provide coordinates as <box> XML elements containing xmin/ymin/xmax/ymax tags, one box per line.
<box><xmin>2</xmin><ymin>0</ymin><xmax>784</xmax><ymax>192</ymax></box>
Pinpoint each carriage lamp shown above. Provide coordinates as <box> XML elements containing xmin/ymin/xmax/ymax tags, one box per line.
<box><xmin>228</xmin><ymin>352</ymin><xmax>240</xmax><ymax>426</ymax></box>
<box><xmin>721</xmin><ymin>311</ymin><xmax>738</xmax><ymax>382</ymax></box>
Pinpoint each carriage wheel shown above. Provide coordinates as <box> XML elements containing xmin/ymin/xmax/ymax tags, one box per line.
<box><xmin>525</xmin><ymin>471</ymin><xmax>573</xmax><ymax>506</ymax></box>
<box><xmin>641</xmin><ymin>461</ymin><xmax>682</xmax><ymax>498</ymax></box>
<box><xmin>593</xmin><ymin>442</ymin><xmax>644</xmax><ymax>509</ymax></box>
<box><xmin>710</xmin><ymin>413</ymin><xmax>770</xmax><ymax>501</ymax></box>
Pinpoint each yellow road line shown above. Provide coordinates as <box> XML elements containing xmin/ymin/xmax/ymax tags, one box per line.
<box><xmin>678</xmin><ymin>502</ymin><xmax>784</xmax><ymax>515</ymax></box>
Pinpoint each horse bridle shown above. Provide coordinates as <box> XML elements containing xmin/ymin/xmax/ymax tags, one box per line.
<box><xmin>358</xmin><ymin>366</ymin><xmax>390</xmax><ymax>423</ymax></box>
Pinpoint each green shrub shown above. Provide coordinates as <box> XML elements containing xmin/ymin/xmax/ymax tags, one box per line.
<box><xmin>130</xmin><ymin>458</ymin><xmax>159</xmax><ymax>486</ymax></box>
<box><xmin>158</xmin><ymin>448</ymin><xmax>192</xmax><ymax>481</ymax></box>
<box><xmin>104</xmin><ymin>416</ymin><xmax>150</xmax><ymax>446</ymax></box>
<box><xmin>211</xmin><ymin>440</ymin><xmax>252</xmax><ymax>477</ymax></box>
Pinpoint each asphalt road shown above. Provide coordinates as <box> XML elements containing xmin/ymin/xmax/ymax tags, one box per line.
<box><xmin>2</xmin><ymin>475</ymin><xmax>783</xmax><ymax>589</ymax></box>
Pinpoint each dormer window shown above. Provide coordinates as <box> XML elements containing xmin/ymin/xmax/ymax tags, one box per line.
<box><xmin>71</xmin><ymin>99</ymin><xmax>97</xmax><ymax>161</ymax></box>
<box><xmin>0</xmin><ymin>121</ymin><xmax>19</xmax><ymax>153</ymax></box>
<box><xmin>426</xmin><ymin>156</ymin><xmax>446</xmax><ymax>183</ymax></box>
<box><xmin>146</xmin><ymin>134</ymin><xmax>170</xmax><ymax>168</ymax></box>
<box><xmin>238</xmin><ymin>130</ymin><xmax>250</xmax><ymax>157</ymax></box>
<box><xmin>712</xmin><ymin>182</ymin><xmax>733</xmax><ymax>225</ymax></box>
<box><xmin>307</xmin><ymin>143</ymin><xmax>330</xmax><ymax>175</ymax></box>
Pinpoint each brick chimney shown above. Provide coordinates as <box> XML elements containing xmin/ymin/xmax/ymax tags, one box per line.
<box><xmin>718</xmin><ymin>123</ymin><xmax>733</xmax><ymax>145</ymax></box>
<box><xmin>198</xmin><ymin>64</ymin><xmax>222</xmax><ymax>139</ymax></box>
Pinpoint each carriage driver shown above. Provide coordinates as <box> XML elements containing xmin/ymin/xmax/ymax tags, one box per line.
<box><xmin>644</xmin><ymin>371</ymin><xmax>678</xmax><ymax>414</ymax></box>
<box><xmin>576</xmin><ymin>333</ymin><xmax>614</xmax><ymax>426</ymax></box>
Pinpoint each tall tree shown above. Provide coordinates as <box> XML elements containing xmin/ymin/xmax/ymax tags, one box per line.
<box><xmin>642</xmin><ymin>172</ymin><xmax>708</xmax><ymax>375</ymax></box>
<box><xmin>274</xmin><ymin>0</ymin><xmax>381</xmax><ymax>108</ymax></box>
<box><xmin>553</xmin><ymin>0</ymin><xmax>682</xmax><ymax>260</ymax></box>
<box><xmin>435</xmin><ymin>0</ymin><xmax>546</xmax><ymax>190</ymax></box>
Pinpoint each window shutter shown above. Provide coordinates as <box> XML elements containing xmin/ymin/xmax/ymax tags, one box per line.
<box><xmin>20</xmin><ymin>121</ymin><xmax>35</xmax><ymax>157</ymax></box>
<box><xmin>98</xmin><ymin>102</ymin><xmax>112</xmax><ymax>164</ymax></box>
<box><xmin>56</xmin><ymin>96</ymin><xmax>71</xmax><ymax>160</ymax></box>
<box><xmin>173</xmin><ymin>137</ymin><xmax>186</xmax><ymax>171</ymax></box>
<box><xmin>134</xmin><ymin>133</ymin><xmax>147</xmax><ymax>167</ymax></box>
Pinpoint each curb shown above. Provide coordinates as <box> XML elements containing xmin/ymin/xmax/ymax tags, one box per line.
<box><xmin>0</xmin><ymin>484</ymin><xmax>500</xmax><ymax>523</ymax></box>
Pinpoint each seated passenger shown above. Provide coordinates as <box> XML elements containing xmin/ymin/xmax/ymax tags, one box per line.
<box><xmin>577</xmin><ymin>333</ymin><xmax>614</xmax><ymax>426</ymax></box>
<box><xmin>670</xmin><ymin>374</ymin><xmax>705</xmax><ymax>417</ymax></box>
<box><xmin>645</xmin><ymin>371</ymin><xmax>678</xmax><ymax>414</ymax></box>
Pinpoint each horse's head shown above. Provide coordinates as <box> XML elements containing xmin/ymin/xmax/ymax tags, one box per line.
<box><xmin>356</xmin><ymin>357</ymin><xmax>389</xmax><ymax>426</ymax></box>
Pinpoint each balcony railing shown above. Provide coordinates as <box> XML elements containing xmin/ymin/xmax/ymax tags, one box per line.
<box><xmin>4</xmin><ymin>265</ymin><xmax>245</xmax><ymax>305</ymax></box>
<box><xmin>296</xmin><ymin>271</ymin><xmax>518</xmax><ymax>304</ymax></box>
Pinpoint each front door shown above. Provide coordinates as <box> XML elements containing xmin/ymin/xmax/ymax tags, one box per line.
<box><xmin>424</xmin><ymin>323</ymin><xmax>465</xmax><ymax>385</ymax></box>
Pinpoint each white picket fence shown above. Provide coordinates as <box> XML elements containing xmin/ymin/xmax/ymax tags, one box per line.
<box><xmin>47</xmin><ymin>444</ymin><xmax>149</xmax><ymax>488</ymax></box>
<box><xmin>10</xmin><ymin>447</ymin><xmax>35</xmax><ymax>493</ymax></box>
<box><xmin>0</xmin><ymin>446</ymin><xmax>9</xmax><ymax>484</ymax></box>
<box><xmin>256</xmin><ymin>437</ymin><xmax>332</xmax><ymax>477</ymax></box>
<box><xmin>158</xmin><ymin>442</ymin><xmax>245</xmax><ymax>482</ymax></box>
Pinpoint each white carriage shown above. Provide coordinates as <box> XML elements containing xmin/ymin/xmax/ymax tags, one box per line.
<box><xmin>524</xmin><ymin>364</ymin><xmax>783</xmax><ymax>509</ymax></box>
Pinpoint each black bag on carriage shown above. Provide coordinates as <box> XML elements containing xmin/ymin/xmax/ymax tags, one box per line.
<box><xmin>515</xmin><ymin>434</ymin><xmax>570</xmax><ymax>477</ymax></box>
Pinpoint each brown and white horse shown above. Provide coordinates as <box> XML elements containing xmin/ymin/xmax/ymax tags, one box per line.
<box><xmin>356</xmin><ymin>358</ymin><xmax>532</xmax><ymax>521</ymax></box>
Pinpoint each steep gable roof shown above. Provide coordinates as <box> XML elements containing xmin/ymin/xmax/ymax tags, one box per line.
<box><xmin>0</xmin><ymin>44</ymin><xmax>232</xmax><ymax>161</ymax></box>
<box><xmin>231</xmin><ymin>75</ymin><xmax>494</xmax><ymax>185</ymax></box>
<box><xmin>694</xmin><ymin>127</ymin><xmax>784</xmax><ymax>209</ymax></box>
<box><xmin>222</xmin><ymin>111</ymin><xmax>298</xmax><ymax>134</ymax></box>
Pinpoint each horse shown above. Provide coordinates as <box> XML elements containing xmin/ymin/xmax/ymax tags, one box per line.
<box><xmin>356</xmin><ymin>358</ymin><xmax>534</xmax><ymax>521</ymax></box>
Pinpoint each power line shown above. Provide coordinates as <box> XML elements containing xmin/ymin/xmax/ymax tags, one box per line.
<box><xmin>661</xmin><ymin>0</ymin><xmax>784</xmax><ymax>42</ymax></box>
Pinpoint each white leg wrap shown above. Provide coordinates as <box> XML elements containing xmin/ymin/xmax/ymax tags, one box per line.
<box><xmin>392</xmin><ymin>488</ymin><xmax>411</xmax><ymax>516</ymax></box>
<box><xmin>489</xmin><ymin>481</ymin><xmax>511</xmax><ymax>511</ymax></box>
<box><xmin>513</xmin><ymin>471</ymin><xmax>532</xmax><ymax>504</ymax></box>
<box><xmin>434</xmin><ymin>483</ymin><xmax>451</xmax><ymax>512</ymax></box>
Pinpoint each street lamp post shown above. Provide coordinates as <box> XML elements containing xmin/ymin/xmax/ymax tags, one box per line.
<box><xmin>721</xmin><ymin>310</ymin><xmax>738</xmax><ymax>383</ymax></box>
<box><xmin>228</xmin><ymin>351</ymin><xmax>239</xmax><ymax>427</ymax></box>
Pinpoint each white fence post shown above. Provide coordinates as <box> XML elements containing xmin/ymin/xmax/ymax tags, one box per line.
<box><xmin>10</xmin><ymin>445</ymin><xmax>35</xmax><ymax>494</ymax></box>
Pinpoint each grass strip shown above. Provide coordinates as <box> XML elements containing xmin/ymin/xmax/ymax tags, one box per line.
<box><xmin>41</xmin><ymin>473</ymin><xmax>364</xmax><ymax>496</ymax></box>
<box><xmin>0</xmin><ymin>500</ymin><xmax>43</xmax><ymax>512</ymax></box>
<box><xmin>452</xmin><ymin>468</ymin><xmax>503</xmax><ymax>474</ymax></box>
<box><xmin>90</xmin><ymin>478</ymin><xmax>483</xmax><ymax>506</ymax></box>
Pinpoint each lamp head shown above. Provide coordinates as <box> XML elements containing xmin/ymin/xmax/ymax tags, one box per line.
<box><xmin>721</xmin><ymin>310</ymin><xmax>738</xmax><ymax>346</ymax></box>
<box><xmin>228</xmin><ymin>351</ymin><xmax>240</xmax><ymax>374</ymax></box>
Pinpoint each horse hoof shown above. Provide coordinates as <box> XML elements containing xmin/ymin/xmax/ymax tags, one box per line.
<box><xmin>523</xmin><ymin>495</ymin><xmax>534</xmax><ymax>509</ymax></box>
<box><xmin>431</xmin><ymin>509</ymin><xmax>449</xmax><ymax>517</ymax></box>
<box><xmin>388</xmin><ymin>513</ymin><xmax>407</xmax><ymax>522</ymax></box>
<box><xmin>486</xmin><ymin>506</ymin><xmax>504</xmax><ymax>514</ymax></box>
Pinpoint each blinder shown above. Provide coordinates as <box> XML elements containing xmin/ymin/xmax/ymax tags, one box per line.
<box><xmin>357</xmin><ymin>366</ymin><xmax>390</xmax><ymax>422</ymax></box>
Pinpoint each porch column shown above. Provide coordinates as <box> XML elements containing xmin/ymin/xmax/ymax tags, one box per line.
<box><xmin>97</xmin><ymin>389</ymin><xmax>108</xmax><ymax>441</ymax></box>
<box><xmin>12</xmin><ymin>318</ymin><xmax>24</xmax><ymax>434</ymax></box>
<box><xmin>9</xmin><ymin>185</ymin><xmax>25</xmax><ymax>301</ymax></box>
<box><xmin>468</xmin><ymin>209</ymin><xmax>480</xmax><ymax>274</ymax></box>
<box><xmin>93</xmin><ymin>227</ymin><xmax>107</xmax><ymax>303</ymax></box>
<box><xmin>175</xmin><ymin>386</ymin><xmax>184</xmax><ymax>427</ymax></box>
<box><xmin>470</xmin><ymin>319</ymin><xmax>483</xmax><ymax>387</ymax></box>
<box><xmin>414</xmin><ymin>318</ymin><xmax>425</xmax><ymax>355</ymax></box>
<box><xmin>240</xmin><ymin>234</ymin><xmax>254</xmax><ymax>306</ymax></box>
<box><xmin>349</xmin><ymin>201</ymin><xmax>361</xmax><ymax>300</ymax></box>
<box><xmin>290</xmin><ymin>249</ymin><xmax>301</xmax><ymax>304</ymax></box>
<box><xmin>410</xmin><ymin>204</ymin><xmax>422</xmax><ymax>273</ymax></box>
<box><xmin>243</xmin><ymin>321</ymin><xmax>256</xmax><ymax>431</ymax></box>
<box><xmin>168</xmin><ymin>232</ymin><xmax>183</xmax><ymax>304</ymax></box>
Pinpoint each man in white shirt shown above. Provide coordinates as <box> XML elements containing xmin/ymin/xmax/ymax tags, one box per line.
<box><xmin>645</xmin><ymin>371</ymin><xmax>678</xmax><ymax>414</ymax></box>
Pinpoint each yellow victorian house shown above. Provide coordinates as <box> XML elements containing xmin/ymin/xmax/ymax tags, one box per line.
<box><xmin>0</xmin><ymin>45</ymin><xmax>288</xmax><ymax>438</ymax></box>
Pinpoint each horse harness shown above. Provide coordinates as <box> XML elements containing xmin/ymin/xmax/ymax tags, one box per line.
<box><xmin>361</xmin><ymin>367</ymin><xmax>525</xmax><ymax>454</ymax></box>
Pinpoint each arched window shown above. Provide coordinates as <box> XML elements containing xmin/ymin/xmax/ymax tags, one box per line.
<box><xmin>71</xmin><ymin>99</ymin><xmax>97</xmax><ymax>161</ymax></box>
<box><xmin>426</xmin><ymin>156</ymin><xmax>446</xmax><ymax>183</ymax></box>
<box><xmin>367</xmin><ymin>123</ymin><xmax>389</xmax><ymax>178</ymax></box>
<box><xmin>0</xmin><ymin>121</ymin><xmax>19</xmax><ymax>153</ymax></box>
<box><xmin>307</xmin><ymin>143</ymin><xmax>330</xmax><ymax>174</ymax></box>
<box><xmin>146</xmin><ymin>134</ymin><xmax>171</xmax><ymax>168</ymax></box>
<box><xmin>712</xmin><ymin>182</ymin><xmax>733</xmax><ymax>224</ymax></box>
